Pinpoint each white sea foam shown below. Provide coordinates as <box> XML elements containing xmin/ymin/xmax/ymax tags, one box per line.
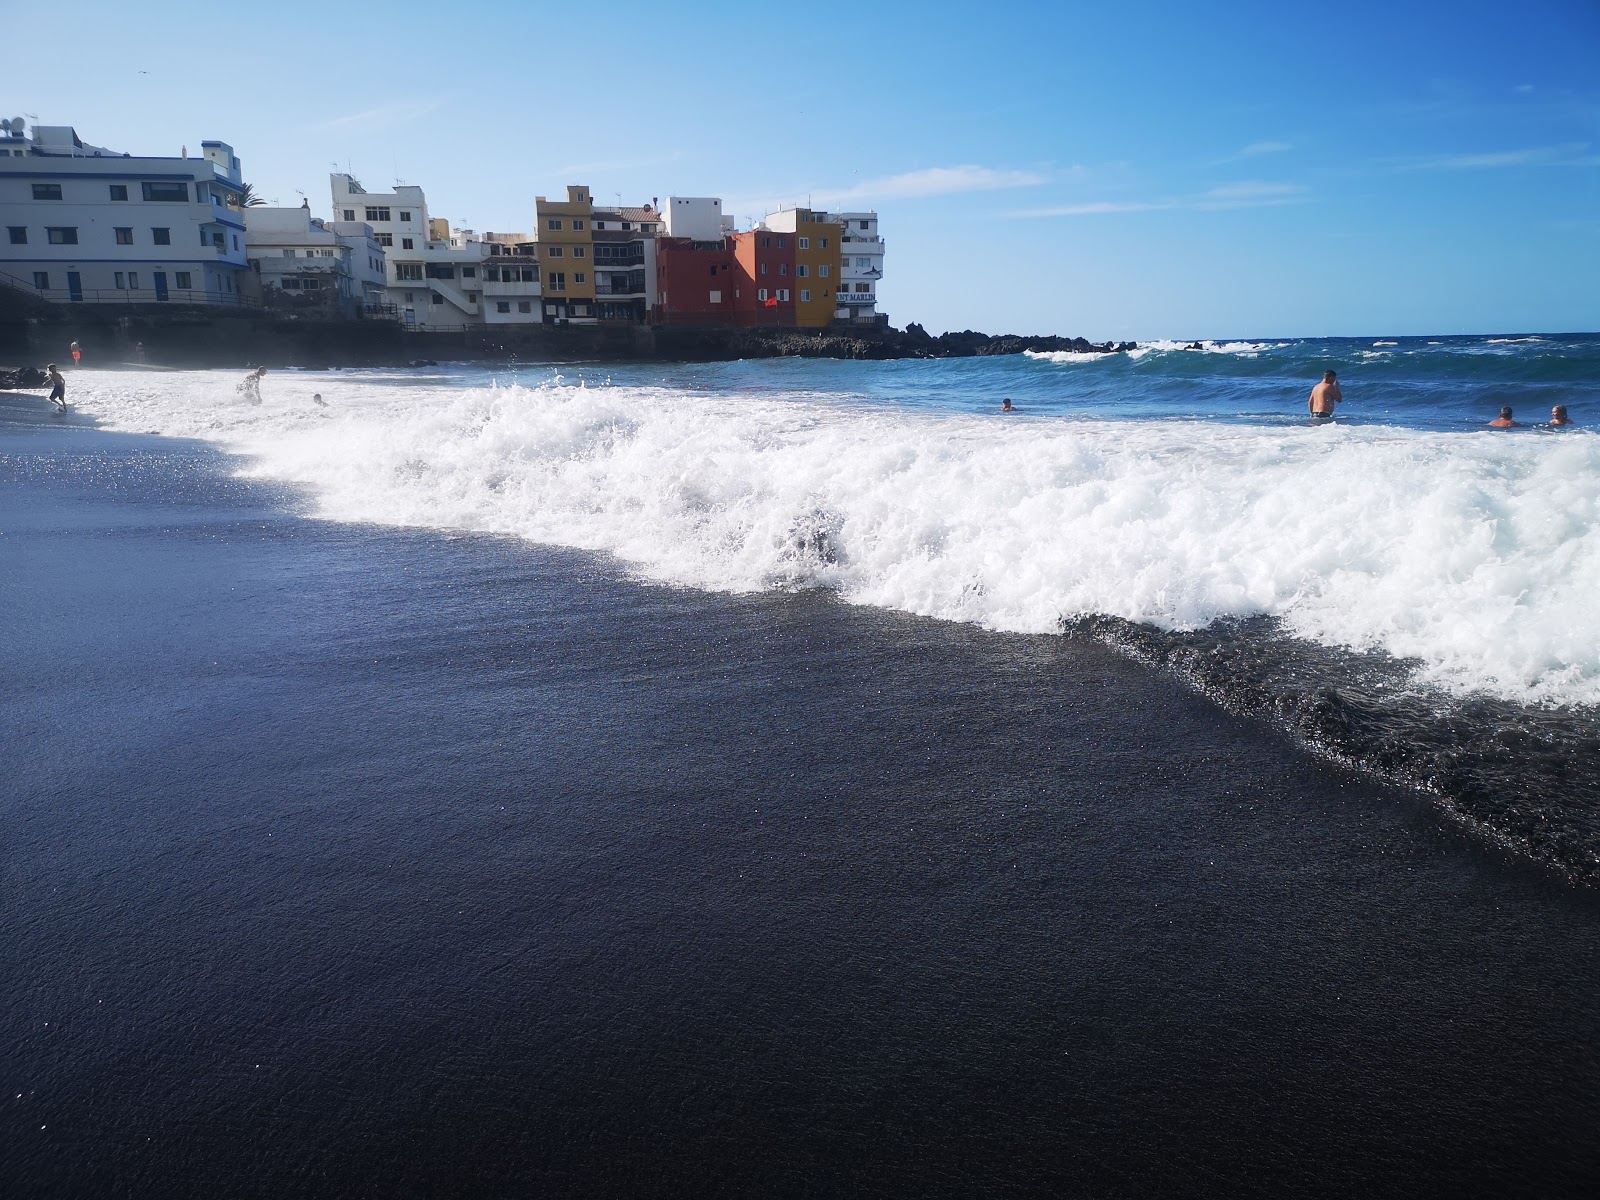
<box><xmin>1023</xmin><ymin>350</ymin><xmax>1110</xmax><ymax>364</ymax></box>
<box><xmin>77</xmin><ymin>370</ymin><xmax>1600</xmax><ymax>707</ymax></box>
<box><xmin>1488</xmin><ymin>337</ymin><xmax>1546</xmax><ymax>344</ymax></box>
<box><xmin>1127</xmin><ymin>339</ymin><xmax>1286</xmax><ymax>359</ymax></box>
<box><xmin>1373</xmin><ymin>341</ymin><xmax>1399</xmax><ymax>347</ymax></box>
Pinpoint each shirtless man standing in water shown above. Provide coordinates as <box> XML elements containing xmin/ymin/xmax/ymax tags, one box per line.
<box><xmin>1309</xmin><ymin>370</ymin><xmax>1342</xmax><ymax>419</ymax></box>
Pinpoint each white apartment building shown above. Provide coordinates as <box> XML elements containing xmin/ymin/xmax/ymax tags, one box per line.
<box><xmin>244</xmin><ymin>205</ymin><xmax>387</xmax><ymax>317</ymax></box>
<box><xmin>589</xmin><ymin>204</ymin><xmax>661</xmax><ymax>324</ymax></box>
<box><xmin>330</xmin><ymin>173</ymin><xmax>494</xmax><ymax>330</ymax></box>
<box><xmin>480</xmin><ymin>232</ymin><xmax>543</xmax><ymax>325</ymax></box>
<box><xmin>663</xmin><ymin>197</ymin><xmax>726</xmax><ymax>241</ymax></box>
<box><xmin>826</xmin><ymin>210</ymin><xmax>884</xmax><ymax>323</ymax></box>
<box><xmin>0</xmin><ymin>122</ymin><xmax>251</xmax><ymax>305</ymax></box>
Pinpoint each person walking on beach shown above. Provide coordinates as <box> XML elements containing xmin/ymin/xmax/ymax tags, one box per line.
<box><xmin>134</xmin><ymin>341</ymin><xmax>146</xmax><ymax>365</ymax></box>
<box><xmin>45</xmin><ymin>363</ymin><xmax>67</xmax><ymax>413</ymax></box>
<box><xmin>1550</xmin><ymin>405</ymin><xmax>1574</xmax><ymax>426</ymax></box>
<box><xmin>1308</xmin><ymin>370</ymin><xmax>1341</xmax><ymax>419</ymax></box>
<box><xmin>70</xmin><ymin>340</ymin><xmax>81</xmax><ymax>368</ymax></box>
<box><xmin>1487</xmin><ymin>406</ymin><xmax>1521</xmax><ymax>428</ymax></box>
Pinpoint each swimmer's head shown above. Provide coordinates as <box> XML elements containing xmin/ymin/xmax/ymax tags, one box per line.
<box><xmin>1553</xmin><ymin>405</ymin><xmax>1568</xmax><ymax>419</ymax></box>
<box><xmin>1500</xmin><ymin>407</ymin><xmax>1513</xmax><ymax>419</ymax></box>
<box><xmin>1323</xmin><ymin>370</ymin><xmax>1337</xmax><ymax>381</ymax></box>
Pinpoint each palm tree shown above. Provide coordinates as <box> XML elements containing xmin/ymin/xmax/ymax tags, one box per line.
<box><xmin>230</xmin><ymin>184</ymin><xmax>267</xmax><ymax>209</ymax></box>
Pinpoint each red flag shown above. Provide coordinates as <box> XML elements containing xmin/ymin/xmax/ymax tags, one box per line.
<box><xmin>764</xmin><ymin>297</ymin><xmax>778</xmax><ymax>307</ymax></box>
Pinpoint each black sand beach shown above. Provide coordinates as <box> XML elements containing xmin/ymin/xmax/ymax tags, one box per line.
<box><xmin>4</xmin><ymin>406</ymin><xmax>1599</xmax><ymax>1198</ymax></box>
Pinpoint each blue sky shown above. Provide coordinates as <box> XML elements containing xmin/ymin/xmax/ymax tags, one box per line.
<box><xmin>6</xmin><ymin>0</ymin><xmax>1597</xmax><ymax>337</ymax></box>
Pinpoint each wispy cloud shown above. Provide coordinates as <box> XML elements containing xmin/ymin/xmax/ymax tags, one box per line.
<box><xmin>320</xmin><ymin>101</ymin><xmax>438</xmax><ymax>131</ymax></box>
<box><xmin>1402</xmin><ymin>142</ymin><xmax>1593</xmax><ymax>170</ymax></box>
<box><xmin>1196</xmin><ymin>181</ymin><xmax>1308</xmax><ymax>208</ymax></box>
<box><xmin>1216</xmin><ymin>140</ymin><xmax>1292</xmax><ymax>164</ymax></box>
<box><xmin>1011</xmin><ymin>180</ymin><xmax>1308</xmax><ymax>219</ymax></box>
<box><xmin>1011</xmin><ymin>200</ymin><xmax>1175</xmax><ymax>218</ymax></box>
<box><xmin>814</xmin><ymin>164</ymin><xmax>1047</xmax><ymax>205</ymax></box>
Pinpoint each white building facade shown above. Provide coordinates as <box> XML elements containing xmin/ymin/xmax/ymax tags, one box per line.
<box><xmin>244</xmin><ymin>205</ymin><xmax>387</xmax><ymax>317</ymax></box>
<box><xmin>826</xmin><ymin>210</ymin><xmax>884</xmax><ymax>324</ymax></box>
<box><xmin>0</xmin><ymin>123</ymin><xmax>251</xmax><ymax>306</ymax></box>
<box><xmin>330</xmin><ymin>173</ymin><xmax>496</xmax><ymax>330</ymax></box>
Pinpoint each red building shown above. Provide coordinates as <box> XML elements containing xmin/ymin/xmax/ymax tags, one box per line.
<box><xmin>652</xmin><ymin>237</ymin><xmax>737</xmax><ymax>326</ymax></box>
<box><xmin>729</xmin><ymin>229</ymin><xmax>797</xmax><ymax>327</ymax></box>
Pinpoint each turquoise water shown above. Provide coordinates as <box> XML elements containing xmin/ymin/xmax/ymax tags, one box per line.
<box><xmin>486</xmin><ymin>332</ymin><xmax>1600</xmax><ymax>432</ymax></box>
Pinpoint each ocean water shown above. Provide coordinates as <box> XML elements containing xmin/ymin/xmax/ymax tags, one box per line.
<box><xmin>6</xmin><ymin>341</ymin><xmax>1600</xmax><ymax>1197</ymax></box>
<box><xmin>70</xmin><ymin>333</ymin><xmax>1600</xmax><ymax>881</ymax></box>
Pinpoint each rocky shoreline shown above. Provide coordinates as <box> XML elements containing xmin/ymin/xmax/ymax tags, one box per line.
<box><xmin>0</xmin><ymin>314</ymin><xmax>1136</xmax><ymax>372</ymax></box>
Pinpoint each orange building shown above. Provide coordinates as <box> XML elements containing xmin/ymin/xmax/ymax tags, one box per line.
<box><xmin>534</xmin><ymin>184</ymin><xmax>596</xmax><ymax>323</ymax></box>
<box><xmin>757</xmin><ymin>208</ymin><xmax>842</xmax><ymax>327</ymax></box>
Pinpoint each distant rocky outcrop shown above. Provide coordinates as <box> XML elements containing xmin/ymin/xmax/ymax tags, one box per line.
<box><xmin>0</xmin><ymin>365</ymin><xmax>46</xmax><ymax>388</ymax></box>
<box><xmin>656</xmin><ymin>325</ymin><xmax>1138</xmax><ymax>362</ymax></box>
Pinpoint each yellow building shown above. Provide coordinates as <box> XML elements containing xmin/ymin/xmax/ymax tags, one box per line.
<box><xmin>534</xmin><ymin>184</ymin><xmax>596</xmax><ymax>323</ymax></box>
<box><xmin>762</xmin><ymin>207</ymin><xmax>843</xmax><ymax>327</ymax></box>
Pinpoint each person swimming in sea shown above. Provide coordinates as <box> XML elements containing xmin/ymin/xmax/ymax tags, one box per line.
<box><xmin>1308</xmin><ymin>370</ymin><xmax>1341</xmax><ymax>419</ymax></box>
<box><xmin>1000</xmin><ymin>398</ymin><xmax>1014</xmax><ymax>412</ymax></box>
<box><xmin>45</xmin><ymin>363</ymin><xmax>67</xmax><ymax>413</ymax></box>
<box><xmin>1549</xmin><ymin>405</ymin><xmax>1574</xmax><ymax>426</ymax></box>
<box><xmin>1487</xmin><ymin>406</ymin><xmax>1521</xmax><ymax>428</ymax></box>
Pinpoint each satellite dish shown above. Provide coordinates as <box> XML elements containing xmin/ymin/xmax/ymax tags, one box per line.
<box><xmin>9</xmin><ymin>118</ymin><xmax>24</xmax><ymax>134</ymax></box>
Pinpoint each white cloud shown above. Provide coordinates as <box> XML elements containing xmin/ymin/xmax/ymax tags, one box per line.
<box><xmin>1010</xmin><ymin>200</ymin><xmax>1175</xmax><ymax>217</ymax></box>
<box><xmin>319</xmin><ymin>101</ymin><xmax>438</xmax><ymax>131</ymax></box>
<box><xmin>1011</xmin><ymin>181</ymin><xmax>1308</xmax><ymax>218</ymax></box>
<box><xmin>1404</xmin><ymin>143</ymin><xmax>1591</xmax><ymax>170</ymax></box>
<box><xmin>814</xmin><ymin>165</ymin><xmax>1047</xmax><ymax>205</ymax></box>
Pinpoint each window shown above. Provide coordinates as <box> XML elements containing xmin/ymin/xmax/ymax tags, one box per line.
<box><xmin>575</xmin><ymin>219</ymin><xmax>588</xmax><ymax>231</ymax></box>
<box><xmin>798</xmin><ymin>237</ymin><xmax>809</xmax><ymax>249</ymax></box>
<box><xmin>546</xmin><ymin>246</ymin><xmax>563</xmax><ymax>258</ymax></box>
<box><xmin>129</xmin><ymin>272</ymin><xmax>139</xmax><ymax>289</ymax></box>
<box><xmin>152</xmin><ymin>227</ymin><xmax>171</xmax><ymax>245</ymax></box>
<box><xmin>281</xmin><ymin>278</ymin><xmax>302</xmax><ymax>290</ymax></box>
<box><xmin>374</xmin><ymin>232</ymin><xmax>393</xmax><ymax>246</ymax></box>
<box><xmin>233</xmin><ymin>235</ymin><xmax>239</xmax><ymax>250</ymax></box>
<box><xmin>430</xmin><ymin>292</ymin><xmax>444</xmax><ymax>304</ymax></box>
<box><xmin>7</xmin><ymin>226</ymin><xmax>24</xmax><ymax>244</ymax></box>
<box><xmin>405</xmin><ymin>292</ymin><xmax>414</xmax><ymax>302</ymax></box>
<box><xmin>760</xmin><ymin>263</ymin><xmax>768</xmax><ymax>276</ymax></box>
<box><xmin>343</xmin><ymin>209</ymin><xmax>355</xmax><ymax>221</ymax></box>
<box><xmin>757</xmin><ymin>288</ymin><xmax>768</xmax><ymax>301</ymax></box>
<box><xmin>797</xmin><ymin>264</ymin><xmax>809</xmax><ymax>277</ymax></box>
<box><xmin>365</xmin><ymin>206</ymin><xmax>391</xmax><ymax>222</ymax></box>
<box><xmin>46</xmin><ymin>227</ymin><xmax>78</xmax><ymax>245</ymax></box>
<box><xmin>115</xmin><ymin>272</ymin><xmax>126</xmax><ymax>288</ymax></box>
<box><xmin>594</xmin><ymin>221</ymin><xmax>606</xmax><ymax>230</ymax></box>
<box><xmin>777</xmin><ymin>289</ymin><xmax>789</xmax><ymax>301</ymax></box>
<box><xmin>497</xmin><ymin>301</ymin><xmax>511</xmax><ymax>313</ymax></box>
<box><xmin>401</xmin><ymin>238</ymin><xmax>413</xmax><ymax>250</ymax></box>
<box><xmin>395</xmin><ymin>263</ymin><xmax>423</xmax><ymax>280</ymax></box>
<box><xmin>110</xmin><ymin>184</ymin><xmax>128</xmax><ymax>201</ymax></box>
<box><xmin>777</xmin><ymin>237</ymin><xmax>786</xmax><ymax>247</ymax></box>
<box><xmin>303</xmin><ymin>278</ymin><xmax>320</xmax><ymax>290</ymax></box>
<box><xmin>547</xmin><ymin>272</ymin><xmax>565</xmax><ymax>291</ymax></box>
<box><xmin>282</xmin><ymin>249</ymin><xmax>297</xmax><ymax>258</ymax></box>
<box><xmin>398</xmin><ymin>211</ymin><xmax>411</xmax><ymax>221</ymax></box>
<box><xmin>547</xmin><ymin>219</ymin><xmax>563</xmax><ymax>231</ymax></box>
<box><xmin>709</xmin><ymin>265</ymin><xmax>718</xmax><ymax>277</ymax></box>
<box><xmin>779</xmin><ymin>264</ymin><xmax>789</xmax><ymax>276</ymax></box>
<box><xmin>141</xmin><ymin>181</ymin><xmax>190</xmax><ymax>201</ymax></box>
<box><xmin>176</xmin><ymin>271</ymin><xmax>192</xmax><ymax>289</ymax></box>
<box><xmin>113</xmin><ymin>227</ymin><xmax>133</xmax><ymax>244</ymax></box>
<box><xmin>819</xmin><ymin>264</ymin><xmax>830</xmax><ymax>278</ymax></box>
<box><xmin>32</xmin><ymin>183</ymin><xmax>62</xmax><ymax>200</ymax></box>
<box><xmin>800</xmin><ymin>289</ymin><xmax>811</xmax><ymax>302</ymax></box>
<box><xmin>461</xmin><ymin>266</ymin><xmax>476</xmax><ymax>278</ymax></box>
<box><xmin>518</xmin><ymin>301</ymin><xmax>531</xmax><ymax>313</ymax></box>
<box><xmin>761</xmin><ymin>237</ymin><xmax>771</xmax><ymax>248</ymax></box>
<box><xmin>424</xmin><ymin>264</ymin><xmax>455</xmax><ymax>279</ymax></box>
<box><xmin>820</xmin><ymin>238</ymin><xmax>828</xmax><ymax>249</ymax></box>
<box><xmin>33</xmin><ymin>272</ymin><xmax>48</xmax><ymax>289</ymax></box>
<box><xmin>573</xmin><ymin>246</ymin><xmax>585</xmax><ymax>258</ymax></box>
<box><xmin>856</xmin><ymin>282</ymin><xmax>871</xmax><ymax>293</ymax></box>
<box><xmin>709</xmin><ymin>289</ymin><xmax>721</xmax><ymax>304</ymax></box>
<box><xmin>573</xmin><ymin>272</ymin><xmax>585</xmax><ymax>284</ymax></box>
<box><xmin>859</xmin><ymin>220</ymin><xmax>869</xmax><ymax>230</ymax></box>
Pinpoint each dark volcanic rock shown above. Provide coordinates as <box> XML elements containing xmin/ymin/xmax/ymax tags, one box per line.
<box><xmin>0</xmin><ymin>366</ymin><xmax>46</xmax><ymax>388</ymax></box>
